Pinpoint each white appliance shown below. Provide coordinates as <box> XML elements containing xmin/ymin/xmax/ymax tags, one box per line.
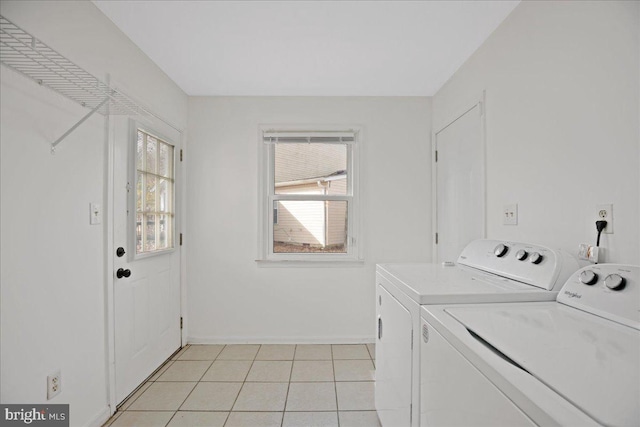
<box><xmin>375</xmin><ymin>239</ymin><xmax>579</xmax><ymax>427</ymax></box>
<box><xmin>419</xmin><ymin>264</ymin><xmax>639</xmax><ymax>426</ymax></box>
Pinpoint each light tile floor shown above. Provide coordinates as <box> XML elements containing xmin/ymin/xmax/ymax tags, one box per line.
<box><xmin>104</xmin><ymin>343</ymin><xmax>379</xmax><ymax>427</ymax></box>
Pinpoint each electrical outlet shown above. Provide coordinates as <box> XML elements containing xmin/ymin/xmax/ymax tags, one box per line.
<box><xmin>503</xmin><ymin>204</ymin><xmax>518</xmax><ymax>225</ymax></box>
<box><xmin>595</xmin><ymin>204</ymin><xmax>613</xmax><ymax>234</ymax></box>
<box><xmin>47</xmin><ymin>370</ymin><xmax>61</xmax><ymax>400</ymax></box>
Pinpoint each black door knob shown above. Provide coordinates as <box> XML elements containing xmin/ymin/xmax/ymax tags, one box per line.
<box><xmin>116</xmin><ymin>268</ymin><xmax>132</xmax><ymax>279</ymax></box>
<box><xmin>116</xmin><ymin>247</ymin><xmax>126</xmax><ymax>257</ymax></box>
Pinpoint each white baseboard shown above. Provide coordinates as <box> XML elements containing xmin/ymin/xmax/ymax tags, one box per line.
<box><xmin>86</xmin><ymin>406</ymin><xmax>111</xmax><ymax>427</ymax></box>
<box><xmin>187</xmin><ymin>335</ymin><xmax>375</xmax><ymax>345</ymax></box>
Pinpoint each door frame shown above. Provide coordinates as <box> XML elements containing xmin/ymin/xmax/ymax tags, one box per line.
<box><xmin>431</xmin><ymin>91</ymin><xmax>487</xmax><ymax>263</ymax></box>
<box><xmin>104</xmin><ymin>108</ymin><xmax>186</xmax><ymax>415</ymax></box>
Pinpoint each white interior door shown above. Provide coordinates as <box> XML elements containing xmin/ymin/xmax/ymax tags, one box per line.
<box><xmin>435</xmin><ymin>103</ymin><xmax>485</xmax><ymax>263</ymax></box>
<box><xmin>112</xmin><ymin>117</ymin><xmax>182</xmax><ymax>404</ymax></box>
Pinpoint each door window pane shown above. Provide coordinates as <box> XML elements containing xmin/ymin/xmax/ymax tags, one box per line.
<box><xmin>145</xmin><ymin>175</ymin><xmax>156</xmax><ymax>212</ymax></box>
<box><xmin>136</xmin><ymin>213</ymin><xmax>143</xmax><ymax>253</ymax></box>
<box><xmin>158</xmin><ymin>214</ymin><xmax>169</xmax><ymax>250</ymax></box>
<box><xmin>159</xmin><ymin>143</ymin><xmax>173</xmax><ymax>177</ymax></box>
<box><xmin>145</xmin><ymin>214</ymin><xmax>156</xmax><ymax>252</ymax></box>
<box><xmin>136</xmin><ymin>132</ymin><xmax>144</xmax><ymax>170</ymax></box>
<box><xmin>146</xmin><ymin>136</ymin><xmax>157</xmax><ymax>174</ymax></box>
<box><xmin>158</xmin><ymin>179</ymin><xmax>170</xmax><ymax>213</ymax></box>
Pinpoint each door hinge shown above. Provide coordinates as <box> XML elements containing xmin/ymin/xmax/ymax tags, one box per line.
<box><xmin>435</xmin><ymin>232</ymin><xmax>438</xmax><ymax>244</ymax></box>
<box><xmin>180</xmin><ymin>149</ymin><xmax>183</xmax><ymax>162</ymax></box>
<box><xmin>180</xmin><ymin>233</ymin><xmax>183</xmax><ymax>246</ymax></box>
<box><xmin>435</xmin><ymin>150</ymin><xmax>438</xmax><ymax>162</ymax></box>
<box><xmin>411</xmin><ymin>331</ymin><xmax>414</xmax><ymax>350</ymax></box>
<box><xmin>180</xmin><ymin>317</ymin><xmax>183</xmax><ymax>329</ymax></box>
<box><xmin>410</xmin><ymin>403</ymin><xmax>413</xmax><ymax>423</ymax></box>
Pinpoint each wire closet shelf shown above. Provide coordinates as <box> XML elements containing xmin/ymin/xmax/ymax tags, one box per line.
<box><xmin>0</xmin><ymin>15</ymin><xmax>164</xmax><ymax>153</ymax></box>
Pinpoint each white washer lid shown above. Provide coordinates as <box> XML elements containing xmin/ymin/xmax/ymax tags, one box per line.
<box><xmin>377</xmin><ymin>263</ymin><xmax>554</xmax><ymax>305</ymax></box>
<box><xmin>446</xmin><ymin>304</ymin><xmax>640</xmax><ymax>427</ymax></box>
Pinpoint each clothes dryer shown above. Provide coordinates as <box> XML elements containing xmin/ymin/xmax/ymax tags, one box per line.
<box><xmin>419</xmin><ymin>264</ymin><xmax>639</xmax><ymax>426</ymax></box>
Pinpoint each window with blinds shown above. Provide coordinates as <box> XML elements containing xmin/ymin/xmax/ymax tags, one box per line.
<box><xmin>259</xmin><ymin>128</ymin><xmax>361</xmax><ymax>262</ymax></box>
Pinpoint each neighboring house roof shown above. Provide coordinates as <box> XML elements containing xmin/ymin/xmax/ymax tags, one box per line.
<box><xmin>275</xmin><ymin>170</ymin><xmax>346</xmax><ymax>188</ymax></box>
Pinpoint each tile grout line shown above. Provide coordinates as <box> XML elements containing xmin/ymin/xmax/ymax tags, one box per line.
<box><xmin>281</xmin><ymin>344</ymin><xmax>296</xmax><ymax>427</ymax></box>
<box><xmin>226</xmin><ymin>344</ymin><xmax>261</xmax><ymax>420</ymax></box>
<box><xmin>160</xmin><ymin>343</ymin><xmax>195</xmax><ymax>426</ymax></box>
<box><xmin>331</xmin><ymin>345</ymin><xmax>341</xmax><ymax>427</ymax></box>
<box><xmin>118</xmin><ymin>343</ymin><xmax>187</xmax><ymax>413</ymax></box>
<box><xmin>174</xmin><ymin>345</ymin><xmax>226</xmax><ymax>415</ymax></box>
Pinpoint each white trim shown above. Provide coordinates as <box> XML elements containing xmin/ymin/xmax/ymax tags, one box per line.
<box><xmin>432</xmin><ymin>91</ymin><xmax>487</xmax><ymax>263</ymax></box>
<box><xmin>86</xmin><ymin>406</ymin><xmax>111</xmax><ymax>427</ymax></box>
<box><xmin>103</xmin><ymin>75</ymin><xmax>117</xmax><ymax>416</ymax></box>
<box><xmin>257</xmin><ymin>125</ymin><xmax>363</xmax><ymax>263</ymax></box>
<box><xmin>179</xmin><ymin>130</ymin><xmax>187</xmax><ymax>346</ymax></box>
<box><xmin>187</xmin><ymin>336</ymin><xmax>375</xmax><ymax>345</ymax></box>
<box><xmin>272</xmin><ymin>194</ymin><xmax>351</xmax><ymax>202</ymax></box>
<box><xmin>256</xmin><ymin>259</ymin><xmax>365</xmax><ymax>268</ymax></box>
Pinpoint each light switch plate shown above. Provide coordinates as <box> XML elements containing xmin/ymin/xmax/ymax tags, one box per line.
<box><xmin>503</xmin><ymin>204</ymin><xmax>518</xmax><ymax>225</ymax></box>
<box><xmin>90</xmin><ymin>203</ymin><xmax>101</xmax><ymax>225</ymax></box>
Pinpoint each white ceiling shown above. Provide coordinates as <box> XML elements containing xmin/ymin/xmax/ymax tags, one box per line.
<box><xmin>93</xmin><ymin>1</ymin><xmax>519</xmax><ymax>96</ymax></box>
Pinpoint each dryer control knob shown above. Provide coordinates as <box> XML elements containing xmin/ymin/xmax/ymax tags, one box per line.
<box><xmin>604</xmin><ymin>274</ymin><xmax>625</xmax><ymax>291</ymax></box>
<box><xmin>515</xmin><ymin>250</ymin><xmax>528</xmax><ymax>261</ymax></box>
<box><xmin>494</xmin><ymin>244</ymin><xmax>509</xmax><ymax>257</ymax></box>
<box><xmin>530</xmin><ymin>252</ymin><xmax>543</xmax><ymax>264</ymax></box>
<box><xmin>579</xmin><ymin>270</ymin><xmax>598</xmax><ymax>285</ymax></box>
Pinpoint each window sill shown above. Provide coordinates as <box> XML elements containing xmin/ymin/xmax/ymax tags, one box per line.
<box><xmin>255</xmin><ymin>259</ymin><xmax>365</xmax><ymax>268</ymax></box>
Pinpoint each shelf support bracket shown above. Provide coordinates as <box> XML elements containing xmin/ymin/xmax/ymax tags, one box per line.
<box><xmin>51</xmin><ymin>96</ymin><xmax>109</xmax><ymax>154</ymax></box>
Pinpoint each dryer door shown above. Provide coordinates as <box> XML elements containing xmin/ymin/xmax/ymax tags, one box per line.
<box><xmin>376</xmin><ymin>284</ymin><xmax>413</xmax><ymax>427</ymax></box>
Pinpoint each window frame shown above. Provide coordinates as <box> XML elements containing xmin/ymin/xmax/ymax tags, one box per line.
<box><xmin>257</xmin><ymin>125</ymin><xmax>362</xmax><ymax>264</ymax></box>
<box><xmin>128</xmin><ymin>121</ymin><xmax>177</xmax><ymax>260</ymax></box>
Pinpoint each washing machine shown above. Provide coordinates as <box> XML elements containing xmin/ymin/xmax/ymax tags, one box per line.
<box><xmin>375</xmin><ymin>239</ymin><xmax>579</xmax><ymax>427</ymax></box>
<box><xmin>419</xmin><ymin>264</ymin><xmax>639</xmax><ymax>426</ymax></box>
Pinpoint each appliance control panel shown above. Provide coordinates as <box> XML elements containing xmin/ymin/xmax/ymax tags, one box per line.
<box><xmin>558</xmin><ymin>264</ymin><xmax>639</xmax><ymax>330</ymax></box>
<box><xmin>457</xmin><ymin>240</ymin><xmax>579</xmax><ymax>291</ymax></box>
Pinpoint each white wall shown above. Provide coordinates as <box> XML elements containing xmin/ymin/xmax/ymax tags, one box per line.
<box><xmin>0</xmin><ymin>1</ymin><xmax>187</xmax><ymax>426</ymax></box>
<box><xmin>433</xmin><ymin>0</ymin><xmax>640</xmax><ymax>264</ymax></box>
<box><xmin>187</xmin><ymin>97</ymin><xmax>431</xmax><ymax>342</ymax></box>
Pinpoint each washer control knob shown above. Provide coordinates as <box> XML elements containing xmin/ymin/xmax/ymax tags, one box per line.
<box><xmin>604</xmin><ymin>274</ymin><xmax>625</xmax><ymax>291</ymax></box>
<box><xmin>530</xmin><ymin>252</ymin><xmax>543</xmax><ymax>264</ymax></box>
<box><xmin>579</xmin><ymin>270</ymin><xmax>598</xmax><ymax>285</ymax></box>
<box><xmin>494</xmin><ymin>244</ymin><xmax>509</xmax><ymax>257</ymax></box>
<box><xmin>515</xmin><ymin>250</ymin><xmax>528</xmax><ymax>261</ymax></box>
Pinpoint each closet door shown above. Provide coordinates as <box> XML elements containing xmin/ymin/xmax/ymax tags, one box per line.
<box><xmin>435</xmin><ymin>102</ymin><xmax>485</xmax><ymax>263</ymax></box>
